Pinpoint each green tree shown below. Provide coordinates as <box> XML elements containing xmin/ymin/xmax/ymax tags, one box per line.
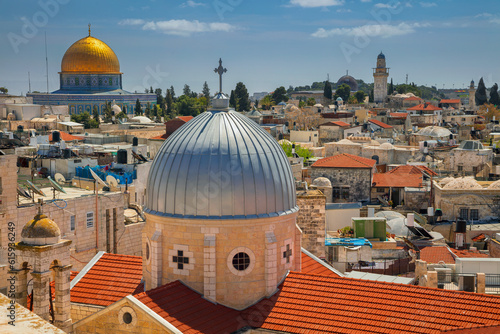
<box><xmin>272</xmin><ymin>86</ymin><xmax>289</xmax><ymax>104</ymax></box>
<box><xmin>234</xmin><ymin>82</ymin><xmax>251</xmax><ymax>112</ymax></box>
<box><xmin>229</xmin><ymin>90</ymin><xmax>237</xmax><ymax>109</ymax></box>
<box><xmin>183</xmin><ymin>84</ymin><xmax>191</xmax><ymax>96</ymax></box>
<box><xmin>175</xmin><ymin>95</ymin><xmax>204</xmax><ymax>116</ymax></box>
<box><xmin>476</xmin><ymin>77</ymin><xmax>488</xmax><ymax>106</ymax></box>
<box><xmin>490</xmin><ymin>83</ymin><xmax>500</xmax><ymax>106</ymax></box>
<box><xmin>92</xmin><ymin>105</ymin><xmax>100</xmax><ymax>124</ymax></box>
<box><xmin>71</xmin><ymin>111</ymin><xmax>99</xmax><ymax>129</ymax></box>
<box><xmin>135</xmin><ymin>99</ymin><xmax>143</xmax><ymax>116</ymax></box>
<box><xmin>166</xmin><ymin>89</ymin><xmax>174</xmax><ymax>115</ymax></box>
<box><xmin>306</xmin><ymin>97</ymin><xmax>316</xmax><ymax>106</ymax></box>
<box><xmin>145</xmin><ymin>102</ymin><xmax>152</xmax><ymax>118</ymax></box>
<box><xmin>323</xmin><ymin>81</ymin><xmax>333</xmax><ymax>101</ymax></box>
<box><xmin>169</xmin><ymin>85</ymin><xmax>176</xmax><ymax>101</ymax></box>
<box><xmin>334</xmin><ymin>84</ymin><xmax>350</xmax><ymax>102</ymax></box>
<box><xmin>0</xmin><ymin>87</ymin><xmax>8</xmax><ymax>94</ymax></box>
<box><xmin>355</xmin><ymin>90</ymin><xmax>366</xmax><ymax>104</ymax></box>
<box><xmin>149</xmin><ymin>86</ymin><xmax>153</xmax><ymax>94</ymax></box>
<box><xmin>369</xmin><ymin>89</ymin><xmax>374</xmax><ymax>102</ymax></box>
<box><xmin>103</xmin><ymin>101</ymin><xmax>113</xmax><ymax>123</ymax></box>
<box><xmin>388</xmin><ymin>78</ymin><xmax>394</xmax><ymax>95</ymax></box>
<box><xmin>115</xmin><ymin>111</ymin><xmax>128</xmax><ymax>121</ymax></box>
<box><xmin>260</xmin><ymin>95</ymin><xmax>273</xmax><ymax>110</ymax></box>
<box><xmin>279</xmin><ymin>142</ymin><xmax>313</xmax><ymax>162</ymax></box>
<box><xmin>202</xmin><ymin>81</ymin><xmax>210</xmax><ymax>100</ymax></box>
<box><xmin>348</xmin><ymin>95</ymin><xmax>357</xmax><ymax>104</ymax></box>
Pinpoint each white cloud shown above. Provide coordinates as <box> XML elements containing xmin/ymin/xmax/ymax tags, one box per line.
<box><xmin>361</xmin><ymin>0</ymin><xmax>371</xmax><ymax>2</ymax></box>
<box><xmin>490</xmin><ymin>17</ymin><xmax>500</xmax><ymax>24</ymax></box>
<box><xmin>140</xmin><ymin>20</ymin><xmax>236</xmax><ymax>36</ymax></box>
<box><xmin>475</xmin><ymin>13</ymin><xmax>492</xmax><ymax>18</ymax></box>
<box><xmin>180</xmin><ymin>1</ymin><xmax>206</xmax><ymax>8</ymax></box>
<box><xmin>312</xmin><ymin>22</ymin><xmax>429</xmax><ymax>38</ymax></box>
<box><xmin>118</xmin><ymin>19</ymin><xmax>145</xmax><ymax>26</ymax></box>
<box><xmin>374</xmin><ymin>2</ymin><xmax>400</xmax><ymax>9</ymax></box>
<box><xmin>420</xmin><ymin>2</ymin><xmax>437</xmax><ymax>7</ymax></box>
<box><xmin>337</xmin><ymin>8</ymin><xmax>352</xmax><ymax>12</ymax></box>
<box><xmin>289</xmin><ymin>0</ymin><xmax>344</xmax><ymax>8</ymax></box>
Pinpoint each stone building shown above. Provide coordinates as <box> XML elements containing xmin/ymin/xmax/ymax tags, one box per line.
<box><xmin>373</xmin><ymin>52</ymin><xmax>389</xmax><ymax>103</ymax></box>
<box><xmin>318</xmin><ymin>121</ymin><xmax>350</xmax><ymax>144</ymax></box>
<box><xmin>296</xmin><ymin>189</ymin><xmax>326</xmax><ymax>258</ymax></box>
<box><xmin>310</xmin><ymin>153</ymin><xmax>376</xmax><ymax>203</ymax></box>
<box><xmin>449</xmin><ymin>140</ymin><xmax>493</xmax><ymax>176</ymax></box>
<box><xmin>142</xmin><ymin>94</ymin><xmax>301</xmax><ymax>310</ymax></box>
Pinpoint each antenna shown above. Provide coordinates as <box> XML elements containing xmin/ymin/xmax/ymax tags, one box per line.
<box><xmin>45</xmin><ymin>31</ymin><xmax>49</xmax><ymax>93</ymax></box>
<box><xmin>28</xmin><ymin>72</ymin><xmax>31</xmax><ymax>93</ymax></box>
<box><xmin>48</xmin><ymin>176</ymin><xmax>67</xmax><ymax>199</ymax></box>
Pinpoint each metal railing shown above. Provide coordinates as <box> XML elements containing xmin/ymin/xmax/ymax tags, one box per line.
<box><xmin>340</xmin><ymin>257</ymin><xmax>415</xmax><ymax>276</ymax></box>
<box><xmin>436</xmin><ymin>273</ymin><xmax>500</xmax><ymax>294</ymax></box>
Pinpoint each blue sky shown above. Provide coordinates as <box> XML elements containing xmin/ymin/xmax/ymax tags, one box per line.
<box><xmin>1</xmin><ymin>0</ymin><xmax>500</xmax><ymax>96</ymax></box>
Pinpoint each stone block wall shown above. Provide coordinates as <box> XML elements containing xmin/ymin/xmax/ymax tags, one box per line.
<box><xmin>296</xmin><ymin>190</ymin><xmax>326</xmax><ymax>258</ymax></box>
<box><xmin>310</xmin><ymin>167</ymin><xmax>371</xmax><ymax>203</ymax></box>
<box><xmin>71</xmin><ymin>303</ymin><xmax>104</xmax><ymax>323</ymax></box>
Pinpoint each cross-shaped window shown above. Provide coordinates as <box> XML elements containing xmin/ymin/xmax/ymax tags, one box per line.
<box><xmin>172</xmin><ymin>250</ymin><xmax>189</xmax><ymax>270</ymax></box>
<box><xmin>283</xmin><ymin>244</ymin><xmax>292</xmax><ymax>264</ymax></box>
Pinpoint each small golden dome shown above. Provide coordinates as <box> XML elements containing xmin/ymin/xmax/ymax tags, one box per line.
<box><xmin>61</xmin><ymin>35</ymin><xmax>120</xmax><ymax>74</ymax></box>
<box><xmin>21</xmin><ymin>214</ymin><xmax>61</xmax><ymax>245</ymax></box>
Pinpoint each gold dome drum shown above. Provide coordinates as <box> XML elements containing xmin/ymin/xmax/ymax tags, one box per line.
<box><xmin>61</xmin><ymin>36</ymin><xmax>121</xmax><ymax>74</ymax></box>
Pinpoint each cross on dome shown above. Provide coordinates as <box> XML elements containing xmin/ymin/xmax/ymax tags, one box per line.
<box><xmin>88</xmin><ymin>23</ymin><xmax>91</xmax><ymax>36</ymax></box>
<box><xmin>214</xmin><ymin>58</ymin><xmax>227</xmax><ymax>94</ymax></box>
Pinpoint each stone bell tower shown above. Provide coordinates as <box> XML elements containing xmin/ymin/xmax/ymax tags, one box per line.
<box><xmin>373</xmin><ymin>52</ymin><xmax>389</xmax><ymax>104</ymax></box>
<box><xmin>469</xmin><ymin>80</ymin><xmax>476</xmax><ymax>111</ymax></box>
<box><xmin>10</xmin><ymin>213</ymin><xmax>72</xmax><ymax>332</ymax></box>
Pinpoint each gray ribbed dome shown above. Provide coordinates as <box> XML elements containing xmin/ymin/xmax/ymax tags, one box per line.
<box><xmin>145</xmin><ymin>109</ymin><xmax>297</xmax><ymax>219</ymax></box>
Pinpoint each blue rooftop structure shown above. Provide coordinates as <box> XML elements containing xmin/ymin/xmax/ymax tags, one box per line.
<box><xmin>325</xmin><ymin>238</ymin><xmax>373</xmax><ymax>248</ymax></box>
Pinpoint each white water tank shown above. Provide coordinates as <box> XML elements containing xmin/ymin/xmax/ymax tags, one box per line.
<box><xmin>406</xmin><ymin>213</ymin><xmax>414</xmax><ymax>227</ymax></box>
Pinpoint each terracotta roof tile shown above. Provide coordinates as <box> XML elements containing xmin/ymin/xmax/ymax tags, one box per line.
<box><xmin>49</xmin><ymin>131</ymin><xmax>84</xmax><ymax>142</ymax></box>
<box><xmin>440</xmin><ymin>99</ymin><xmax>461</xmax><ymax>104</ymax></box>
<box><xmin>312</xmin><ymin>153</ymin><xmax>376</xmax><ymax>169</ymax></box>
<box><xmin>177</xmin><ymin>116</ymin><xmax>194</xmax><ymax>122</ymax></box>
<box><xmin>404</xmin><ymin>96</ymin><xmax>423</xmax><ymax>101</ymax></box>
<box><xmin>390</xmin><ymin>112</ymin><xmax>409</xmax><ymax>119</ymax></box>
<box><xmin>450</xmin><ymin>248</ymin><xmax>489</xmax><ymax>259</ymax></box>
<box><xmin>418</xmin><ymin>246</ymin><xmax>455</xmax><ymax>264</ymax></box>
<box><xmin>301</xmin><ymin>249</ymin><xmax>341</xmax><ymax>277</ymax></box>
<box><xmin>369</xmin><ymin>119</ymin><xmax>393</xmax><ymax>129</ymax></box>
<box><xmin>320</xmin><ymin>121</ymin><xmax>350</xmax><ymax>127</ymax></box>
<box><xmin>373</xmin><ymin>173</ymin><xmax>423</xmax><ymax>188</ymax></box>
<box><xmin>407</xmin><ymin>103</ymin><xmax>442</xmax><ymax>111</ymax></box>
<box><xmin>70</xmin><ymin>253</ymin><xmax>143</xmax><ymax>306</ymax></box>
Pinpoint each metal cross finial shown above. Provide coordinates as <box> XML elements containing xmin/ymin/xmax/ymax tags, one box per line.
<box><xmin>88</xmin><ymin>23</ymin><xmax>91</xmax><ymax>36</ymax></box>
<box><xmin>214</xmin><ymin>58</ymin><xmax>227</xmax><ymax>94</ymax></box>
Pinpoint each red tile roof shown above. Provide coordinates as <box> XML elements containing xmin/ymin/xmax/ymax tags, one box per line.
<box><xmin>320</xmin><ymin>121</ymin><xmax>350</xmax><ymax>127</ymax></box>
<box><xmin>177</xmin><ymin>116</ymin><xmax>194</xmax><ymax>122</ymax></box>
<box><xmin>369</xmin><ymin>119</ymin><xmax>393</xmax><ymax>129</ymax></box>
<box><xmin>373</xmin><ymin>173</ymin><xmax>423</xmax><ymax>188</ymax></box>
<box><xmin>472</xmin><ymin>234</ymin><xmax>486</xmax><ymax>242</ymax></box>
<box><xmin>49</xmin><ymin>131</ymin><xmax>84</xmax><ymax>142</ymax></box>
<box><xmin>389</xmin><ymin>164</ymin><xmax>437</xmax><ymax>176</ymax></box>
<box><xmin>134</xmin><ymin>280</ymin><xmax>243</xmax><ymax>334</ymax></box>
<box><xmin>450</xmin><ymin>248</ymin><xmax>490</xmax><ymax>259</ymax></box>
<box><xmin>418</xmin><ymin>246</ymin><xmax>455</xmax><ymax>264</ymax></box>
<box><xmin>404</xmin><ymin>96</ymin><xmax>423</xmax><ymax>101</ymax></box>
<box><xmin>71</xmin><ymin>253</ymin><xmax>143</xmax><ymax>306</ymax></box>
<box><xmin>133</xmin><ymin>271</ymin><xmax>500</xmax><ymax>334</ymax></box>
<box><xmin>390</xmin><ymin>112</ymin><xmax>409</xmax><ymax>119</ymax></box>
<box><xmin>252</xmin><ymin>272</ymin><xmax>500</xmax><ymax>334</ymax></box>
<box><xmin>312</xmin><ymin>153</ymin><xmax>376</xmax><ymax>169</ymax></box>
<box><xmin>301</xmin><ymin>249</ymin><xmax>341</xmax><ymax>277</ymax></box>
<box><xmin>440</xmin><ymin>99</ymin><xmax>461</xmax><ymax>104</ymax></box>
<box><xmin>407</xmin><ymin>103</ymin><xmax>442</xmax><ymax>111</ymax></box>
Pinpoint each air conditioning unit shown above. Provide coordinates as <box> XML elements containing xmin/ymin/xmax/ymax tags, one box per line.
<box><xmin>435</xmin><ymin>268</ymin><xmax>452</xmax><ymax>283</ymax></box>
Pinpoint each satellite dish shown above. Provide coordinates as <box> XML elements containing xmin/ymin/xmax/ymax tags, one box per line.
<box><xmin>89</xmin><ymin>168</ymin><xmax>108</xmax><ymax>187</ymax></box>
<box><xmin>106</xmin><ymin>175</ymin><xmax>119</xmax><ymax>188</ymax></box>
<box><xmin>48</xmin><ymin>176</ymin><xmax>67</xmax><ymax>194</ymax></box>
<box><xmin>17</xmin><ymin>185</ymin><xmax>31</xmax><ymax>199</ymax></box>
<box><xmin>25</xmin><ymin>180</ymin><xmax>46</xmax><ymax>197</ymax></box>
<box><xmin>54</xmin><ymin>173</ymin><xmax>66</xmax><ymax>184</ymax></box>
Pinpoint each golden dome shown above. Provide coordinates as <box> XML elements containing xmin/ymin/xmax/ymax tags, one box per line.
<box><xmin>21</xmin><ymin>214</ymin><xmax>61</xmax><ymax>245</ymax></box>
<box><xmin>61</xmin><ymin>35</ymin><xmax>121</xmax><ymax>74</ymax></box>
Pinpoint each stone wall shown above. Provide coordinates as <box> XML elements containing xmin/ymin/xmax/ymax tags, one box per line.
<box><xmin>489</xmin><ymin>239</ymin><xmax>500</xmax><ymax>258</ymax></box>
<box><xmin>296</xmin><ymin>190</ymin><xmax>326</xmax><ymax>258</ymax></box>
<box><xmin>324</xmin><ymin>142</ymin><xmax>362</xmax><ymax>157</ymax></box>
<box><xmin>404</xmin><ymin>189</ymin><xmax>430</xmax><ymax>212</ymax></box>
<box><xmin>449</xmin><ymin>148</ymin><xmax>492</xmax><ymax>173</ymax></box>
<box><xmin>310</xmin><ymin>167</ymin><xmax>372</xmax><ymax>203</ymax></box>
<box><xmin>71</xmin><ymin>303</ymin><xmax>104</xmax><ymax>323</ymax></box>
<box><xmin>72</xmin><ymin>298</ymin><xmax>173</xmax><ymax>334</ymax></box>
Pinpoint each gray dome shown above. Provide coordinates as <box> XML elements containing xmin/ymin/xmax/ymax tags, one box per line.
<box><xmin>416</xmin><ymin>126</ymin><xmax>452</xmax><ymax>138</ymax></box>
<box><xmin>145</xmin><ymin>109</ymin><xmax>297</xmax><ymax>219</ymax></box>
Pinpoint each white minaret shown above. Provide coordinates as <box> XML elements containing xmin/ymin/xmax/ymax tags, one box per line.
<box><xmin>373</xmin><ymin>52</ymin><xmax>389</xmax><ymax>104</ymax></box>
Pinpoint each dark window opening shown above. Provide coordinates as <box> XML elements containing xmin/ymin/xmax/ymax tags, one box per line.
<box><xmin>232</xmin><ymin>252</ymin><xmax>250</xmax><ymax>271</ymax></box>
<box><xmin>173</xmin><ymin>250</ymin><xmax>189</xmax><ymax>270</ymax></box>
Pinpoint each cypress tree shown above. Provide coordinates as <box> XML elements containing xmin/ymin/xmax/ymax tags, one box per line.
<box><xmin>476</xmin><ymin>77</ymin><xmax>488</xmax><ymax>106</ymax></box>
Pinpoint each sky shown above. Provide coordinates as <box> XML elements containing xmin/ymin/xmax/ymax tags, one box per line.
<box><xmin>1</xmin><ymin>0</ymin><xmax>500</xmax><ymax>97</ymax></box>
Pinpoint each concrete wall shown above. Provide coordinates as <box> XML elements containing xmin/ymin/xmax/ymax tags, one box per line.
<box><xmin>290</xmin><ymin>130</ymin><xmax>319</xmax><ymax>146</ymax></box>
<box><xmin>325</xmin><ymin>208</ymin><xmax>360</xmax><ymax>232</ymax></box>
